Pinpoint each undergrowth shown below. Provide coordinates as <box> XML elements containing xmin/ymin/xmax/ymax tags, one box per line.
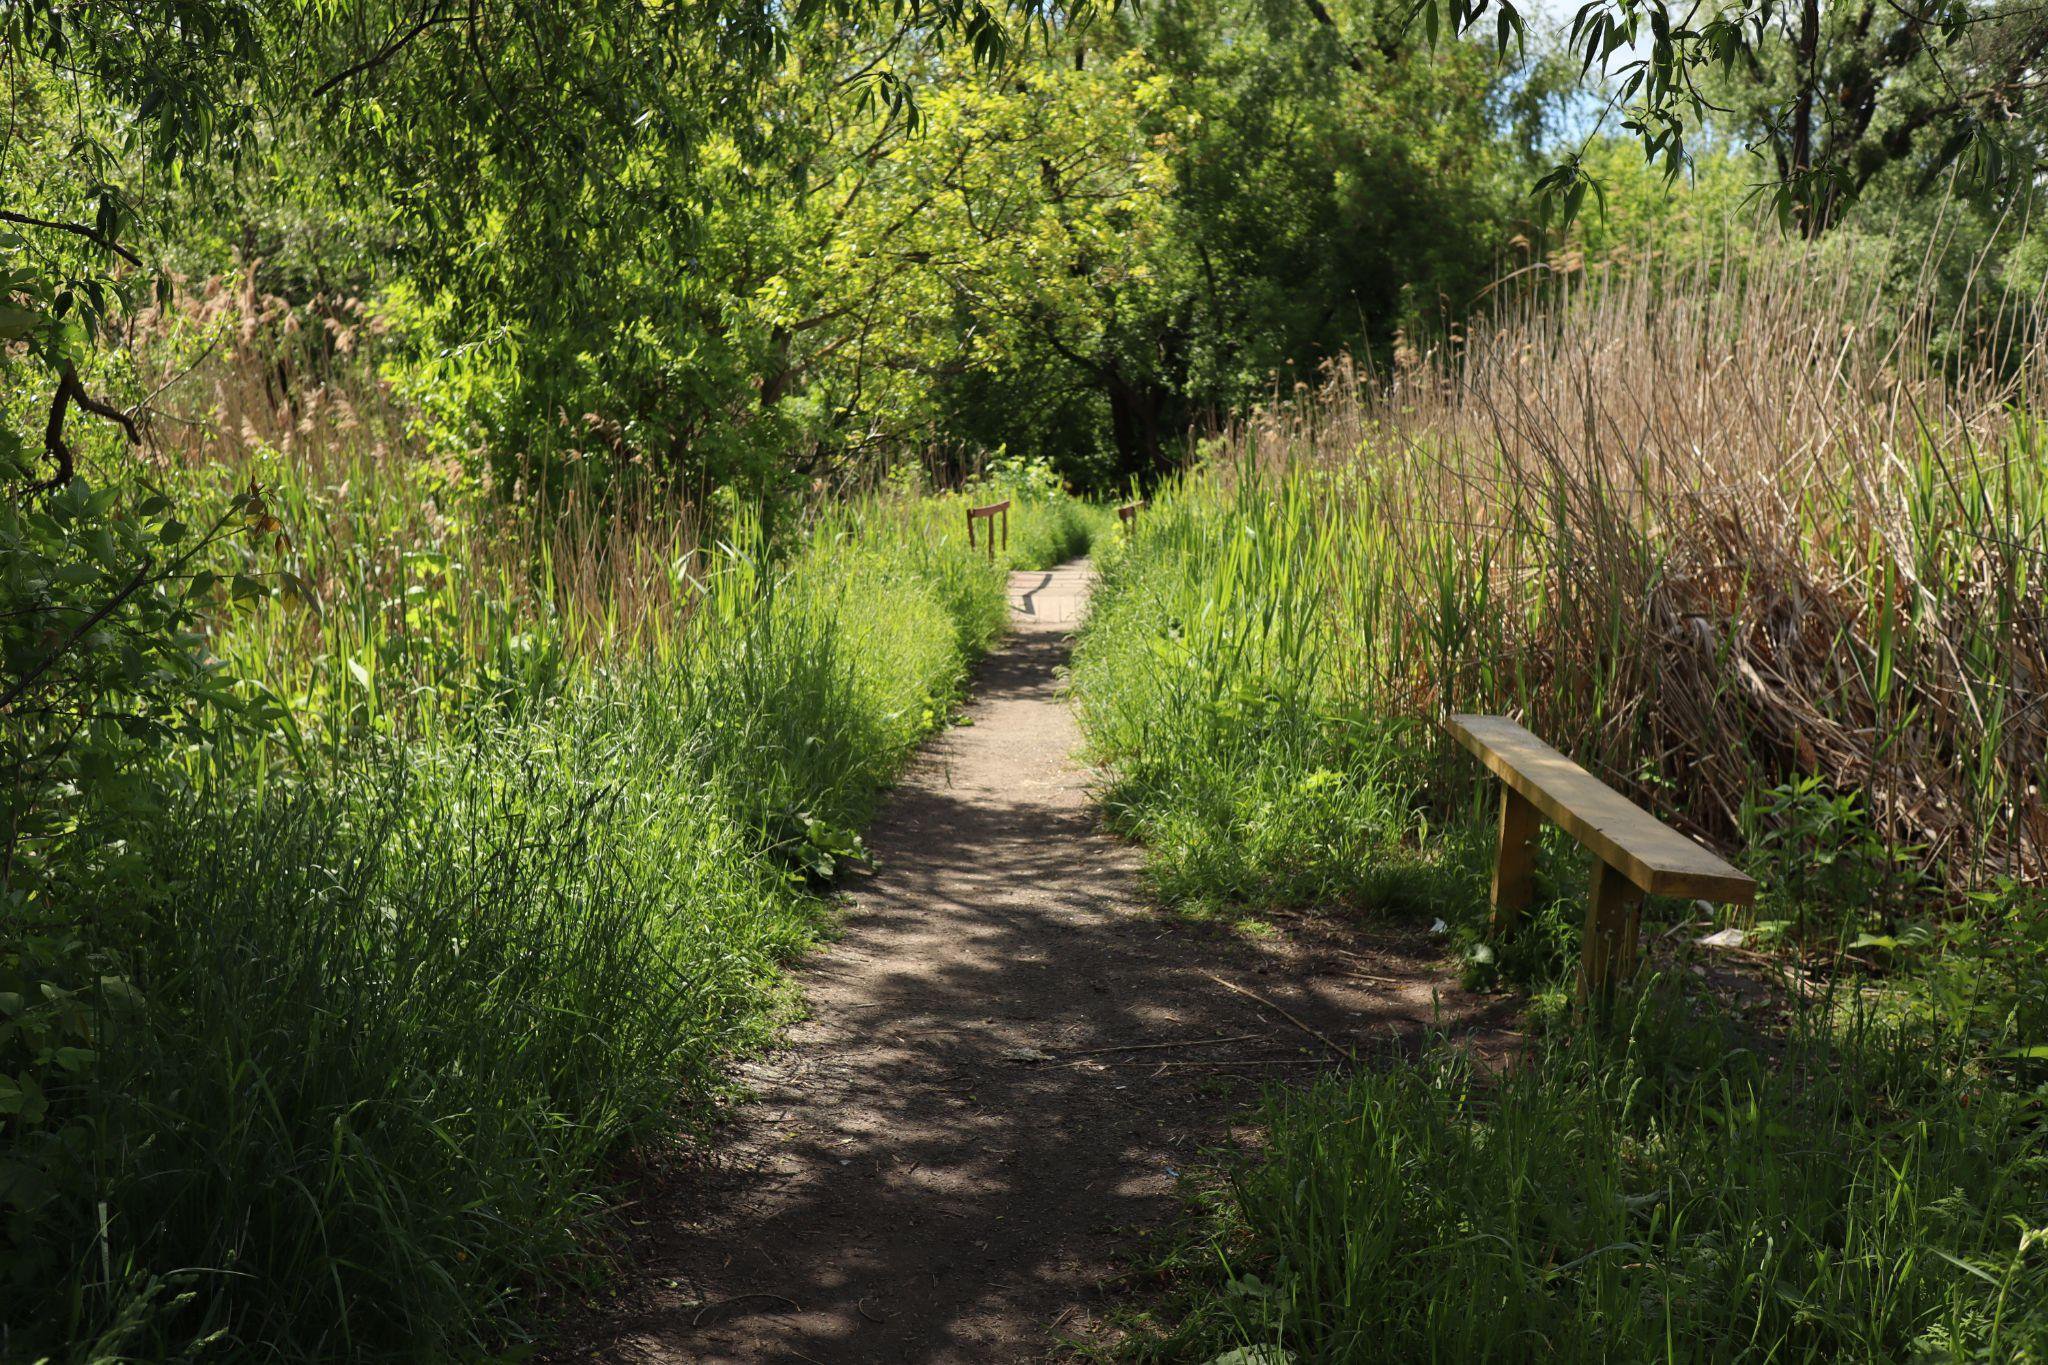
<box><xmin>1072</xmin><ymin>259</ymin><xmax>2048</xmax><ymax>1361</ymax></box>
<box><xmin>0</xmin><ymin>304</ymin><xmax>1107</xmax><ymax>1361</ymax></box>
<box><xmin>1074</xmin><ymin>485</ymin><xmax>1480</xmax><ymax>923</ymax></box>
<box><xmin>1141</xmin><ymin>985</ymin><xmax>2048</xmax><ymax>1362</ymax></box>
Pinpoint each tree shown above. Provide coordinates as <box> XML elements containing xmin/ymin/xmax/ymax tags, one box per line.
<box><xmin>801</xmin><ymin>0</ymin><xmax>1522</xmax><ymax>484</ymax></box>
<box><xmin>1415</xmin><ymin>0</ymin><xmax>2048</xmax><ymax>232</ymax></box>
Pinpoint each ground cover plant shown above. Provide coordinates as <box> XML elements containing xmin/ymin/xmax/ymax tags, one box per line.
<box><xmin>1146</xmin><ymin>985</ymin><xmax>2048</xmax><ymax>1361</ymax></box>
<box><xmin>0</xmin><ymin>285</ymin><xmax>1108</xmax><ymax>1360</ymax></box>
<box><xmin>1071</xmin><ymin>244</ymin><xmax>2048</xmax><ymax>1358</ymax></box>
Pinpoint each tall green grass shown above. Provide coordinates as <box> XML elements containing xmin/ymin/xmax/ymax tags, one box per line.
<box><xmin>1071</xmin><ymin>249</ymin><xmax>2048</xmax><ymax>1360</ymax></box>
<box><xmin>1</xmin><ymin>284</ymin><xmax>1104</xmax><ymax>1358</ymax></box>
<box><xmin>10</xmin><ymin>504</ymin><xmax>1011</xmax><ymax>1361</ymax></box>
<box><xmin>1151</xmin><ymin>990</ymin><xmax>2048</xmax><ymax>1361</ymax></box>
<box><xmin>1075</xmin><ymin>478</ymin><xmax>1482</xmax><ymax>921</ymax></box>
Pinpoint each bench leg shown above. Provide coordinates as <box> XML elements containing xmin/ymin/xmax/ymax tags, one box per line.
<box><xmin>1490</xmin><ymin>785</ymin><xmax>1540</xmax><ymax>935</ymax></box>
<box><xmin>1579</xmin><ymin>859</ymin><xmax>1644</xmax><ymax>1009</ymax></box>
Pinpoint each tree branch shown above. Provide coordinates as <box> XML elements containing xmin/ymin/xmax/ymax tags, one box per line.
<box><xmin>311</xmin><ymin>9</ymin><xmax>462</xmax><ymax>100</ymax></box>
<box><xmin>32</xmin><ymin>365</ymin><xmax>141</xmax><ymax>493</ymax></box>
<box><xmin>0</xmin><ymin>210</ymin><xmax>142</xmax><ymax>267</ymax></box>
<box><xmin>1298</xmin><ymin>0</ymin><xmax>1367</xmax><ymax>72</ymax></box>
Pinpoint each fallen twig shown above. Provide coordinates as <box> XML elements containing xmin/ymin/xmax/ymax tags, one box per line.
<box><xmin>692</xmin><ymin>1292</ymin><xmax>803</xmax><ymax>1326</ymax></box>
<box><xmin>1200</xmin><ymin>972</ymin><xmax>1353</xmax><ymax>1060</ymax></box>
<box><xmin>1058</xmin><ymin>1032</ymin><xmax>1266</xmax><ymax>1059</ymax></box>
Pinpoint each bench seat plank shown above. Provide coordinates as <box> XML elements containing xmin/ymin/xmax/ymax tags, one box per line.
<box><xmin>1446</xmin><ymin>714</ymin><xmax>1756</xmax><ymax>904</ymax></box>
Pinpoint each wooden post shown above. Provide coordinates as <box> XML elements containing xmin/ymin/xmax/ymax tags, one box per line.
<box><xmin>1490</xmin><ymin>784</ymin><xmax>1540</xmax><ymax>934</ymax></box>
<box><xmin>965</xmin><ymin>502</ymin><xmax>1007</xmax><ymax>561</ymax></box>
<box><xmin>1578</xmin><ymin>859</ymin><xmax>1644</xmax><ymax>1008</ymax></box>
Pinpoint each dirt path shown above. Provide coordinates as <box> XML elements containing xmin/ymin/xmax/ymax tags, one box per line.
<box><xmin>571</xmin><ymin>562</ymin><xmax>1511</xmax><ymax>1363</ymax></box>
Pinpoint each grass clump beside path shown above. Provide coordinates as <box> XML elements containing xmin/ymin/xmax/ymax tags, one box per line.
<box><xmin>1071</xmin><ymin>251</ymin><xmax>2048</xmax><ymax>1361</ymax></box>
<box><xmin>4</xmin><ymin>395</ymin><xmax>1104</xmax><ymax>1358</ymax></box>
<box><xmin>906</xmin><ymin>453</ymin><xmax>1111</xmax><ymax>573</ymax></box>
<box><xmin>1149</xmin><ymin>992</ymin><xmax>2048</xmax><ymax>1361</ymax></box>
<box><xmin>1073</xmin><ymin>478</ymin><xmax>1480</xmax><ymax>925</ymax></box>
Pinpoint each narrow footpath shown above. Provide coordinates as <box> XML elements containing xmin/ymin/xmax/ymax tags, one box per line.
<box><xmin>572</xmin><ymin>562</ymin><xmax>1510</xmax><ymax>1362</ymax></box>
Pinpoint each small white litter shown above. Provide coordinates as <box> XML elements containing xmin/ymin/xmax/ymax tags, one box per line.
<box><xmin>1697</xmin><ymin>927</ymin><xmax>1748</xmax><ymax>949</ymax></box>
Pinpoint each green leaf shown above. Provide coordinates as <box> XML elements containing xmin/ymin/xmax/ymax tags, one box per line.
<box><xmin>0</xmin><ymin>305</ymin><xmax>41</xmax><ymax>340</ymax></box>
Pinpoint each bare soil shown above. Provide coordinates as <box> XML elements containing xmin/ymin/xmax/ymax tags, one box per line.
<box><xmin>563</xmin><ymin>562</ymin><xmax>1515</xmax><ymax>1363</ymax></box>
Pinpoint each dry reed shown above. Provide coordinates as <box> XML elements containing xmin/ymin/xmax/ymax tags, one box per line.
<box><xmin>1225</xmin><ymin>240</ymin><xmax>2047</xmax><ymax>888</ymax></box>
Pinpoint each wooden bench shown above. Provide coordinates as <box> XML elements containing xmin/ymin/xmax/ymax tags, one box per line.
<box><xmin>966</xmin><ymin>499</ymin><xmax>1009</xmax><ymax>561</ymax></box>
<box><xmin>1446</xmin><ymin>715</ymin><xmax>1755</xmax><ymax>1004</ymax></box>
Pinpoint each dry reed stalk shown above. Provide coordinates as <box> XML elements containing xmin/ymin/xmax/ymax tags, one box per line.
<box><xmin>1227</xmin><ymin>241</ymin><xmax>2047</xmax><ymax>888</ymax></box>
<box><xmin>124</xmin><ymin>266</ymin><xmax>704</xmax><ymax>685</ymax></box>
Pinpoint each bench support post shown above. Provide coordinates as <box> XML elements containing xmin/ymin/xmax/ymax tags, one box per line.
<box><xmin>1578</xmin><ymin>859</ymin><xmax>1644</xmax><ymax>1008</ymax></box>
<box><xmin>1490</xmin><ymin>784</ymin><xmax>1540</xmax><ymax>935</ymax></box>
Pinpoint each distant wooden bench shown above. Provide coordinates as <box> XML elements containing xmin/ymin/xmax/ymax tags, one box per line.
<box><xmin>1446</xmin><ymin>715</ymin><xmax>1755</xmax><ymax>1004</ymax></box>
<box><xmin>1117</xmin><ymin>499</ymin><xmax>1145</xmax><ymax>527</ymax></box>
<box><xmin>966</xmin><ymin>500</ymin><xmax>1009</xmax><ymax>560</ymax></box>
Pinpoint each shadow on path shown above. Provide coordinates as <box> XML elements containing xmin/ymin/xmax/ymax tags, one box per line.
<box><xmin>564</xmin><ymin>561</ymin><xmax>1514</xmax><ymax>1363</ymax></box>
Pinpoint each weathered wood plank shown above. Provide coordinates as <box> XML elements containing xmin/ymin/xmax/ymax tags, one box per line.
<box><xmin>966</xmin><ymin>500</ymin><xmax>1009</xmax><ymax>558</ymax></box>
<box><xmin>1490</xmin><ymin>784</ymin><xmax>1540</xmax><ymax>934</ymax></box>
<box><xmin>1579</xmin><ymin>858</ymin><xmax>1645</xmax><ymax>1005</ymax></box>
<box><xmin>1446</xmin><ymin>714</ymin><xmax>1755</xmax><ymax>904</ymax></box>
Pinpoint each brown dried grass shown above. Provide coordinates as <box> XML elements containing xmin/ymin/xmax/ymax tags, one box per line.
<box><xmin>124</xmin><ymin>264</ymin><xmax>703</xmax><ymax>675</ymax></box>
<box><xmin>1225</xmin><ymin>241</ymin><xmax>2047</xmax><ymax>888</ymax></box>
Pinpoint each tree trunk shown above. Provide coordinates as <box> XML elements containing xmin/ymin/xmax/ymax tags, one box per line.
<box><xmin>1790</xmin><ymin>0</ymin><xmax>1823</xmax><ymax>236</ymax></box>
<box><xmin>1106</xmin><ymin>371</ymin><xmax>1166</xmax><ymax>479</ymax></box>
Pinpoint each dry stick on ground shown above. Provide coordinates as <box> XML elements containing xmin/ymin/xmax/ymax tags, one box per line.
<box><xmin>1199</xmin><ymin>972</ymin><xmax>1353</xmax><ymax>1060</ymax></box>
<box><xmin>1057</xmin><ymin>1032</ymin><xmax>1268</xmax><ymax>1059</ymax></box>
<box><xmin>691</xmin><ymin>1293</ymin><xmax>802</xmax><ymax>1327</ymax></box>
<box><xmin>1146</xmin><ymin>1058</ymin><xmax>1340</xmax><ymax>1071</ymax></box>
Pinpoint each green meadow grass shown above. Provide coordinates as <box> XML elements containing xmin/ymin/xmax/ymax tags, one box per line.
<box><xmin>6</xmin><ymin>438</ymin><xmax>1100</xmax><ymax>1358</ymax></box>
<box><xmin>1145</xmin><ymin>990</ymin><xmax>2048</xmax><ymax>1362</ymax></box>
<box><xmin>1073</xmin><ymin>465</ymin><xmax>2048</xmax><ymax>1362</ymax></box>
